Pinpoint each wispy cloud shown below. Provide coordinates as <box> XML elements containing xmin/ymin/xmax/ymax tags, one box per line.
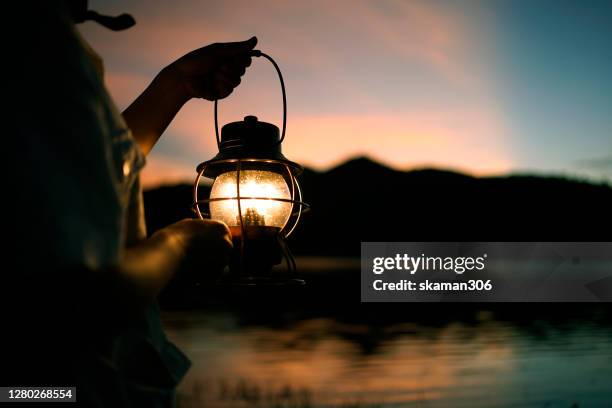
<box><xmin>575</xmin><ymin>155</ymin><xmax>612</xmax><ymax>175</ymax></box>
<box><xmin>577</xmin><ymin>155</ymin><xmax>612</xmax><ymax>169</ymax></box>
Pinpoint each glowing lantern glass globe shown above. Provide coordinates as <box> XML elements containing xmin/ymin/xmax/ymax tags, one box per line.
<box><xmin>194</xmin><ymin>114</ymin><xmax>306</xmax><ymax>238</ymax></box>
<box><xmin>209</xmin><ymin>169</ymin><xmax>292</xmax><ymax>228</ymax></box>
<box><xmin>193</xmin><ymin>51</ymin><xmax>308</xmax><ymax>283</ymax></box>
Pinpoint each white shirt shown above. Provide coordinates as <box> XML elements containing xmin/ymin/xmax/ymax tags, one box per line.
<box><xmin>11</xmin><ymin>2</ymin><xmax>189</xmax><ymax>406</ymax></box>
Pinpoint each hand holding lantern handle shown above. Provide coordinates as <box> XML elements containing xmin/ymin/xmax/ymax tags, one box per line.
<box><xmin>214</xmin><ymin>49</ymin><xmax>288</xmax><ymax>148</ymax></box>
<box><xmin>123</xmin><ymin>36</ymin><xmax>259</xmax><ymax>155</ymax></box>
<box><xmin>171</xmin><ymin>37</ymin><xmax>259</xmax><ymax>101</ymax></box>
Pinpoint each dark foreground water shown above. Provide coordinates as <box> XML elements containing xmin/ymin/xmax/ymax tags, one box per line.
<box><xmin>163</xmin><ymin>305</ymin><xmax>612</xmax><ymax>408</ymax></box>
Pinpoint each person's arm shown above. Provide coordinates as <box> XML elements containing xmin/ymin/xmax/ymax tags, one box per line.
<box><xmin>123</xmin><ymin>37</ymin><xmax>257</xmax><ymax>155</ymax></box>
<box><xmin>119</xmin><ymin>218</ymin><xmax>232</xmax><ymax>308</ymax></box>
<box><xmin>8</xmin><ymin>219</ymin><xmax>232</xmax><ymax>340</ymax></box>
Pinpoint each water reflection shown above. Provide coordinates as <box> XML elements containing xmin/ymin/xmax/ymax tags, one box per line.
<box><xmin>163</xmin><ymin>310</ymin><xmax>612</xmax><ymax>408</ymax></box>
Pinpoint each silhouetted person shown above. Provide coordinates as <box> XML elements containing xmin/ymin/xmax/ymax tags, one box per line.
<box><xmin>4</xmin><ymin>1</ymin><xmax>256</xmax><ymax>406</ymax></box>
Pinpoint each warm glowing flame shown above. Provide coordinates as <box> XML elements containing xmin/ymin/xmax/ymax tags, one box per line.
<box><xmin>209</xmin><ymin>170</ymin><xmax>292</xmax><ymax>228</ymax></box>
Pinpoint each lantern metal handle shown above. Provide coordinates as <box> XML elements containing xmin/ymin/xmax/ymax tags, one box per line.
<box><xmin>214</xmin><ymin>50</ymin><xmax>287</xmax><ymax>148</ymax></box>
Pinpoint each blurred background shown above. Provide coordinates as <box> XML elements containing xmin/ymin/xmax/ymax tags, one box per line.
<box><xmin>81</xmin><ymin>0</ymin><xmax>612</xmax><ymax>188</ymax></box>
<box><xmin>80</xmin><ymin>1</ymin><xmax>612</xmax><ymax>407</ymax></box>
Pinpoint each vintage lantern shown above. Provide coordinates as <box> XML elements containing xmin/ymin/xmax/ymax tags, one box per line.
<box><xmin>193</xmin><ymin>50</ymin><xmax>309</xmax><ymax>285</ymax></box>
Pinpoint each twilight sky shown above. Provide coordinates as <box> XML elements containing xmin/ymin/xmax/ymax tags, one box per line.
<box><xmin>80</xmin><ymin>0</ymin><xmax>612</xmax><ymax>187</ymax></box>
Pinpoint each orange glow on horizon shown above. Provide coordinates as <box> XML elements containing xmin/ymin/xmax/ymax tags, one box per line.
<box><xmin>140</xmin><ymin>110</ymin><xmax>512</xmax><ymax>187</ymax></box>
<box><xmin>89</xmin><ymin>0</ymin><xmax>512</xmax><ymax>188</ymax></box>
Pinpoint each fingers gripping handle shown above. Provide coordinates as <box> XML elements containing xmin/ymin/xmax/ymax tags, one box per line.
<box><xmin>214</xmin><ymin>50</ymin><xmax>287</xmax><ymax>148</ymax></box>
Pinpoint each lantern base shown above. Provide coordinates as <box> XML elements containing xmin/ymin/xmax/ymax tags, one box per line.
<box><xmin>229</xmin><ymin>225</ymin><xmax>282</xmax><ymax>275</ymax></box>
<box><xmin>221</xmin><ymin>225</ymin><xmax>305</xmax><ymax>286</ymax></box>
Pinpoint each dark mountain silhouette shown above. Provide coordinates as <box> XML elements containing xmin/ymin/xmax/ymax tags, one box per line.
<box><xmin>144</xmin><ymin>156</ymin><xmax>612</xmax><ymax>258</ymax></box>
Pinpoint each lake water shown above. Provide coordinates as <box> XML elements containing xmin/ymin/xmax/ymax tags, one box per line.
<box><xmin>163</xmin><ymin>306</ymin><xmax>612</xmax><ymax>408</ymax></box>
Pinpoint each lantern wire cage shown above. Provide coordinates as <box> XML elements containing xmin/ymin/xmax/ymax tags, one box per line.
<box><xmin>192</xmin><ymin>158</ymin><xmax>309</xmax><ymax>277</ymax></box>
<box><xmin>192</xmin><ymin>50</ymin><xmax>309</xmax><ymax>283</ymax></box>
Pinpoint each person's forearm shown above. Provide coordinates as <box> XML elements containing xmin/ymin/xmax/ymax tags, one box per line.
<box><xmin>123</xmin><ymin>67</ymin><xmax>190</xmax><ymax>155</ymax></box>
<box><xmin>120</xmin><ymin>229</ymin><xmax>185</xmax><ymax>304</ymax></box>
<box><xmin>12</xmin><ymin>235</ymin><xmax>182</xmax><ymax>335</ymax></box>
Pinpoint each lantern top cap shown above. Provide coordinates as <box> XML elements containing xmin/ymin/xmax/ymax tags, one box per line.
<box><xmin>220</xmin><ymin>115</ymin><xmax>280</xmax><ymax>149</ymax></box>
<box><xmin>198</xmin><ymin>114</ymin><xmax>302</xmax><ymax>176</ymax></box>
